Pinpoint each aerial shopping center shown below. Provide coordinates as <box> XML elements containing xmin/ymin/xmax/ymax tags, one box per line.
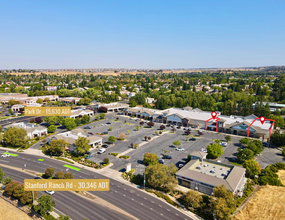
<box><xmin>123</xmin><ymin>106</ymin><xmax>273</xmax><ymax>140</ymax></box>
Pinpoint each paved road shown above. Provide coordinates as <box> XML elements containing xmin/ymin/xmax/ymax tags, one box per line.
<box><xmin>0</xmin><ymin>150</ymin><xmax>194</xmax><ymax>220</ymax></box>
<box><xmin>1</xmin><ymin>166</ymin><xmax>132</xmax><ymax>220</ymax></box>
<box><xmin>0</xmin><ymin>116</ymin><xmax>35</xmax><ymax>127</ymax></box>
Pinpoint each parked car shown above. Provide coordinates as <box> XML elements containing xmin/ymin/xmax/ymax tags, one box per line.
<box><xmin>176</xmin><ymin>147</ymin><xmax>185</xmax><ymax>151</ymax></box>
<box><xmin>1</xmin><ymin>154</ymin><xmax>10</xmax><ymax>157</ymax></box>
<box><xmin>158</xmin><ymin>159</ymin><xmax>164</xmax><ymax>164</ymax></box>
<box><xmin>98</xmin><ymin>148</ymin><xmax>106</xmax><ymax>154</ymax></box>
<box><xmin>102</xmin><ymin>131</ymin><xmax>108</xmax><ymax>135</ymax></box>
<box><xmin>84</xmin><ymin>126</ymin><xmax>91</xmax><ymax>129</ymax></box>
<box><xmin>198</xmin><ymin>132</ymin><xmax>204</xmax><ymax>135</ymax></box>
<box><xmin>102</xmin><ymin>144</ymin><xmax>109</xmax><ymax>148</ymax></box>
<box><xmin>106</xmin><ymin>122</ymin><xmax>111</xmax><ymax>124</ymax></box>
<box><xmin>88</xmin><ymin>132</ymin><xmax>94</xmax><ymax>135</ymax></box>
<box><xmin>34</xmin><ymin>177</ymin><xmax>41</xmax><ymax>179</ymax></box>
<box><xmin>201</xmin><ymin>148</ymin><xmax>207</xmax><ymax>153</ymax></box>
<box><xmin>189</xmin><ymin>138</ymin><xmax>196</xmax><ymax>141</ymax></box>
<box><xmin>177</xmin><ymin>126</ymin><xmax>181</xmax><ymax>129</ymax></box>
<box><xmin>166</xmin><ymin>124</ymin><xmax>170</xmax><ymax>127</ymax></box>
<box><xmin>45</xmin><ymin>191</ymin><xmax>55</xmax><ymax>195</ymax></box>
<box><xmin>220</xmin><ymin>142</ymin><xmax>228</xmax><ymax>147</ymax></box>
<box><xmin>85</xmin><ymin>155</ymin><xmax>92</xmax><ymax>159</ymax></box>
<box><xmin>163</xmin><ymin>155</ymin><xmax>172</xmax><ymax>159</ymax></box>
<box><xmin>5</xmin><ymin>114</ymin><xmax>9</xmax><ymax>116</ymax></box>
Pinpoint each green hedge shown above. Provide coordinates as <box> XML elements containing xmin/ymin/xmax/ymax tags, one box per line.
<box><xmin>119</xmin><ymin>155</ymin><xmax>130</xmax><ymax>159</ymax></box>
<box><xmin>109</xmin><ymin>153</ymin><xmax>118</xmax><ymax>157</ymax></box>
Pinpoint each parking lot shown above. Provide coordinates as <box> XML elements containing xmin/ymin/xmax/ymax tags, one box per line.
<box><xmin>29</xmin><ymin>111</ymin><xmax>281</xmax><ymax>173</ymax></box>
<box><xmin>83</xmin><ymin>113</ymin><xmax>245</xmax><ymax>174</ymax></box>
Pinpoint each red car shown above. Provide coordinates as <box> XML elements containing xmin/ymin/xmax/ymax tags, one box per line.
<box><xmin>88</xmin><ymin>132</ymin><xmax>94</xmax><ymax>135</ymax></box>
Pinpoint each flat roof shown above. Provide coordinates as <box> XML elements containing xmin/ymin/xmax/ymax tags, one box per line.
<box><xmin>176</xmin><ymin>159</ymin><xmax>246</xmax><ymax>192</ymax></box>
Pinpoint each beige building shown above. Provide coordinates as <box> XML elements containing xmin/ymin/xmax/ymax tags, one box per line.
<box><xmin>3</xmin><ymin>122</ymin><xmax>47</xmax><ymax>139</ymax></box>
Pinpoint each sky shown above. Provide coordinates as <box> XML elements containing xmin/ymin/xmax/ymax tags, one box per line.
<box><xmin>0</xmin><ymin>0</ymin><xmax>285</xmax><ymax>69</ymax></box>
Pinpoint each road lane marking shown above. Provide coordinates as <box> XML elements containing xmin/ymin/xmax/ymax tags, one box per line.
<box><xmin>151</xmin><ymin>201</ymin><xmax>154</xmax><ymax>203</ymax></box>
<box><xmin>176</xmin><ymin>214</ymin><xmax>179</xmax><ymax>216</ymax></box>
<box><xmin>144</xmin><ymin>197</ymin><xmax>147</xmax><ymax>199</ymax></box>
<box><xmin>159</xmin><ymin>205</ymin><xmax>162</xmax><ymax>207</ymax></box>
<box><xmin>123</xmin><ymin>194</ymin><xmax>125</xmax><ymax>196</ymax></box>
<box><xmin>132</xmin><ymin>199</ymin><xmax>134</xmax><ymax>200</ymax></box>
<box><xmin>141</xmin><ymin>203</ymin><xmax>143</xmax><ymax>205</ymax></box>
<box><xmin>167</xmin><ymin>209</ymin><xmax>170</xmax><ymax>211</ymax></box>
<box><xmin>150</xmin><ymin>208</ymin><xmax>153</xmax><ymax>210</ymax></box>
<box><xmin>137</xmin><ymin>194</ymin><xmax>140</xmax><ymax>196</ymax></box>
<box><xmin>160</xmin><ymin>213</ymin><xmax>163</xmax><ymax>215</ymax></box>
<box><xmin>0</xmin><ymin>159</ymin><xmax>9</xmax><ymax>163</ymax></box>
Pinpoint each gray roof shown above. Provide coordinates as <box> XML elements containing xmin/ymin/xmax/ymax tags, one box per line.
<box><xmin>176</xmin><ymin>159</ymin><xmax>246</xmax><ymax>192</ymax></box>
<box><xmin>191</xmin><ymin>151</ymin><xmax>207</xmax><ymax>158</ymax></box>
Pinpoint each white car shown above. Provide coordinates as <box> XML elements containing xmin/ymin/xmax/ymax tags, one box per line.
<box><xmin>219</xmin><ymin>142</ymin><xmax>228</xmax><ymax>147</ymax></box>
<box><xmin>200</xmin><ymin>148</ymin><xmax>207</xmax><ymax>153</ymax></box>
<box><xmin>45</xmin><ymin>191</ymin><xmax>55</xmax><ymax>195</ymax></box>
<box><xmin>1</xmin><ymin>154</ymin><xmax>10</xmax><ymax>157</ymax></box>
<box><xmin>176</xmin><ymin>147</ymin><xmax>185</xmax><ymax>151</ymax></box>
<box><xmin>98</xmin><ymin>148</ymin><xmax>106</xmax><ymax>154</ymax></box>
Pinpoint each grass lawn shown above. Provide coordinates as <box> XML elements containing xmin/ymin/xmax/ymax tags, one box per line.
<box><xmin>230</xmin><ymin>161</ymin><xmax>243</xmax><ymax>166</ymax></box>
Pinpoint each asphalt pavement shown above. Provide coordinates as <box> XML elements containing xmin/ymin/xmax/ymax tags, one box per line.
<box><xmin>1</xmin><ymin>166</ymin><xmax>132</xmax><ymax>220</ymax></box>
<box><xmin>0</xmin><ymin>150</ymin><xmax>194</xmax><ymax>220</ymax></box>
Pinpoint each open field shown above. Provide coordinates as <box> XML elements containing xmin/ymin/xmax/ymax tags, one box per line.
<box><xmin>278</xmin><ymin>170</ymin><xmax>285</xmax><ymax>185</ymax></box>
<box><xmin>233</xmin><ymin>186</ymin><xmax>285</xmax><ymax>220</ymax></box>
<box><xmin>0</xmin><ymin>197</ymin><xmax>32</xmax><ymax>220</ymax></box>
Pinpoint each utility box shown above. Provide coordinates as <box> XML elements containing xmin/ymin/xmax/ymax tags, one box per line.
<box><xmin>126</xmin><ymin>163</ymin><xmax>131</xmax><ymax>173</ymax></box>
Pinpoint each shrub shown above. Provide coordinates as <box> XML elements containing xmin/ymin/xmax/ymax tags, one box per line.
<box><xmin>134</xmin><ymin>144</ymin><xmax>139</xmax><ymax>149</ymax></box>
<box><xmin>103</xmin><ymin>157</ymin><xmax>110</xmax><ymax>165</ymax></box>
<box><xmin>55</xmin><ymin>171</ymin><xmax>64</xmax><ymax>179</ymax></box>
<box><xmin>45</xmin><ymin>168</ymin><xmax>55</xmax><ymax>178</ymax></box>
<box><xmin>109</xmin><ymin>153</ymin><xmax>118</xmax><ymax>157</ymax></box>
<box><xmin>64</xmin><ymin>173</ymin><xmax>73</xmax><ymax>179</ymax></box>
<box><xmin>119</xmin><ymin>155</ymin><xmax>130</xmax><ymax>159</ymax></box>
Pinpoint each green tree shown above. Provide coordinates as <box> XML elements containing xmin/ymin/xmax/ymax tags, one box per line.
<box><xmin>103</xmin><ymin>157</ymin><xmax>110</xmax><ymax>165</ymax></box>
<box><xmin>0</xmin><ymin>167</ymin><xmax>5</xmax><ymax>182</ymax></box>
<box><xmin>75</xmin><ymin>117</ymin><xmax>81</xmax><ymax>126</ymax></box>
<box><xmin>143</xmin><ymin>152</ymin><xmax>159</xmax><ymax>166</ymax></box>
<box><xmin>212</xmin><ymin>185</ymin><xmax>236</xmax><ymax>214</ymax></box>
<box><xmin>4</xmin><ymin>181</ymin><xmax>20</xmax><ymax>196</ymax></box>
<box><xmin>55</xmin><ymin>171</ymin><xmax>65</xmax><ymax>179</ymax></box>
<box><xmin>34</xmin><ymin>195</ymin><xmax>56</xmax><ymax>216</ymax></box>
<box><xmin>36</xmin><ymin>98</ymin><xmax>43</xmax><ymax>104</ymax></box>
<box><xmin>81</xmin><ymin>115</ymin><xmax>90</xmax><ymax>124</ymax></box>
<box><xmin>3</xmin><ymin>127</ymin><xmax>27</xmax><ymax>148</ymax></box>
<box><xmin>49</xmin><ymin>139</ymin><xmax>69</xmax><ymax>156</ymax></box>
<box><xmin>47</xmin><ymin>125</ymin><xmax>57</xmax><ymax>133</ymax></box>
<box><xmin>57</xmin><ymin>215</ymin><xmax>71</xmax><ymax>220</ymax></box>
<box><xmin>13</xmin><ymin>184</ymin><xmax>24</xmax><ymax>199</ymax></box>
<box><xmin>237</xmin><ymin>148</ymin><xmax>254</xmax><ymax>162</ymax></box>
<box><xmin>225</xmin><ymin>136</ymin><xmax>231</xmax><ymax>142</ymax></box>
<box><xmin>247</xmin><ymin>140</ymin><xmax>264</xmax><ymax>155</ymax></box>
<box><xmin>127</xmin><ymin>130</ymin><xmax>130</xmax><ymax>135</ymax></box>
<box><xmin>108</xmin><ymin>135</ymin><xmax>116</xmax><ymax>144</ymax></box>
<box><xmin>64</xmin><ymin>173</ymin><xmax>73</xmax><ymax>179</ymax></box>
<box><xmin>75</xmin><ymin>137</ymin><xmax>90</xmax><ymax>155</ymax></box>
<box><xmin>63</xmin><ymin>118</ymin><xmax>76</xmax><ymax>131</ymax></box>
<box><xmin>109</xmin><ymin>126</ymin><xmax>113</xmax><ymax>131</ymax></box>
<box><xmin>45</xmin><ymin>167</ymin><xmax>55</xmax><ymax>178</ymax></box>
<box><xmin>2</xmin><ymin>176</ymin><xmax>12</xmax><ymax>185</ymax></box>
<box><xmin>7</xmin><ymin>99</ymin><xmax>21</xmax><ymax>106</ymax></box>
<box><xmin>206</xmin><ymin>143</ymin><xmax>224</xmax><ymax>159</ymax></box>
<box><xmin>8</xmin><ymin>108</ymin><xmax>12</xmax><ymax>114</ymax></box>
<box><xmin>20</xmin><ymin>191</ymin><xmax>38</xmax><ymax>205</ymax></box>
<box><xmin>145</xmin><ymin>163</ymin><xmax>178</xmax><ymax>192</ymax></box>
<box><xmin>243</xmin><ymin>160</ymin><xmax>261</xmax><ymax>178</ymax></box>
<box><xmin>100</xmin><ymin>113</ymin><xmax>106</xmax><ymax>119</ymax></box>
<box><xmin>43</xmin><ymin>116</ymin><xmax>57</xmax><ymax>125</ymax></box>
<box><xmin>173</xmin><ymin>140</ymin><xmax>181</xmax><ymax>146</ymax></box>
<box><xmin>155</xmin><ymin>131</ymin><xmax>158</xmax><ymax>135</ymax></box>
<box><xmin>239</xmin><ymin>138</ymin><xmax>251</xmax><ymax>146</ymax></box>
<box><xmin>136</xmin><ymin>126</ymin><xmax>140</xmax><ymax>131</ymax></box>
<box><xmin>185</xmin><ymin>190</ymin><xmax>203</xmax><ymax>208</ymax></box>
<box><xmin>211</xmin><ymin>197</ymin><xmax>231</xmax><ymax>220</ymax></box>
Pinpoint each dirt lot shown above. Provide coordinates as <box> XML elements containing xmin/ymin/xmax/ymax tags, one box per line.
<box><xmin>0</xmin><ymin>197</ymin><xmax>32</xmax><ymax>220</ymax></box>
<box><xmin>233</xmin><ymin>185</ymin><xmax>285</xmax><ymax>220</ymax></box>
